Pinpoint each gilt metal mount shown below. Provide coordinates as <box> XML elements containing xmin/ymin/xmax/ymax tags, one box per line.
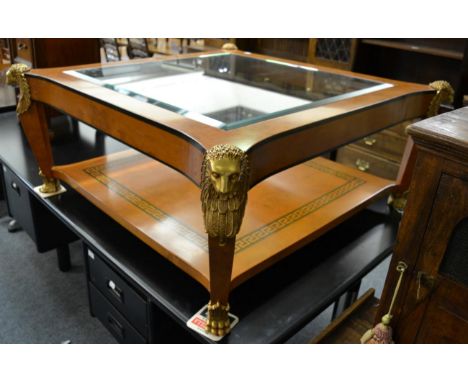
<box><xmin>6</xmin><ymin>63</ymin><xmax>31</xmax><ymax>115</ymax></box>
<box><xmin>201</xmin><ymin>144</ymin><xmax>250</xmax><ymax>245</ymax></box>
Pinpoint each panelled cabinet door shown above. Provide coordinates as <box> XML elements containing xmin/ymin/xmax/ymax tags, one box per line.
<box><xmin>408</xmin><ymin>174</ymin><xmax>468</xmax><ymax>343</ymax></box>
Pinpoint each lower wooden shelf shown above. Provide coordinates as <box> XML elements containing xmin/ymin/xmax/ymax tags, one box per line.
<box><xmin>53</xmin><ymin>150</ymin><xmax>395</xmax><ymax>292</ymax></box>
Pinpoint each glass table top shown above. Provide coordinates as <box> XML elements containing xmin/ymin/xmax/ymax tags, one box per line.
<box><xmin>66</xmin><ymin>53</ymin><xmax>392</xmax><ymax>130</ymax></box>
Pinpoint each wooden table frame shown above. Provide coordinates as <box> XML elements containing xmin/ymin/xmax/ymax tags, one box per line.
<box><xmin>7</xmin><ymin>50</ymin><xmax>444</xmax><ymax>337</ymax></box>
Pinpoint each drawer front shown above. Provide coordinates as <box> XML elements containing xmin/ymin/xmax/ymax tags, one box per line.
<box><xmin>386</xmin><ymin>120</ymin><xmax>408</xmax><ymax>136</ymax></box>
<box><xmin>89</xmin><ymin>283</ymin><xmax>146</xmax><ymax>344</ymax></box>
<box><xmin>2</xmin><ymin>165</ymin><xmax>36</xmax><ymax>241</ymax></box>
<box><xmin>14</xmin><ymin>38</ymin><xmax>33</xmax><ymax>65</ymax></box>
<box><xmin>336</xmin><ymin>144</ymin><xmax>400</xmax><ymax>180</ymax></box>
<box><xmin>355</xmin><ymin>130</ymin><xmax>407</xmax><ymax>161</ymax></box>
<box><xmin>87</xmin><ymin>248</ymin><xmax>147</xmax><ymax>335</ymax></box>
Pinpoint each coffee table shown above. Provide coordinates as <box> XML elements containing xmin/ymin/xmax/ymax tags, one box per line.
<box><xmin>6</xmin><ymin>50</ymin><xmax>447</xmax><ymax>336</ymax></box>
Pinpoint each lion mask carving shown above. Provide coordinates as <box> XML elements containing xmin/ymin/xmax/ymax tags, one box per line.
<box><xmin>201</xmin><ymin>144</ymin><xmax>250</xmax><ymax>244</ymax></box>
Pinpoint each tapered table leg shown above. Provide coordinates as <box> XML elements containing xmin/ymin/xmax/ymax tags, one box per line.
<box><xmin>20</xmin><ymin>101</ymin><xmax>60</xmax><ymax>193</ymax></box>
<box><xmin>206</xmin><ymin>237</ymin><xmax>235</xmax><ymax>336</ymax></box>
<box><xmin>201</xmin><ymin>144</ymin><xmax>250</xmax><ymax>337</ymax></box>
<box><xmin>6</xmin><ymin>64</ymin><xmax>60</xmax><ymax>194</ymax></box>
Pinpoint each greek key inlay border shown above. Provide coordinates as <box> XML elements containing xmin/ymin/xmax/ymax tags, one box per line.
<box><xmin>83</xmin><ymin>159</ymin><xmax>366</xmax><ymax>254</ymax></box>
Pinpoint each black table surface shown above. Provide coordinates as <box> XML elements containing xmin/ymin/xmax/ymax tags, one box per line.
<box><xmin>0</xmin><ymin>111</ymin><xmax>399</xmax><ymax>343</ymax></box>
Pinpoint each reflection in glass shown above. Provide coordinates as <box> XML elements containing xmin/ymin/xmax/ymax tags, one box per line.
<box><xmin>66</xmin><ymin>53</ymin><xmax>391</xmax><ymax>130</ymax></box>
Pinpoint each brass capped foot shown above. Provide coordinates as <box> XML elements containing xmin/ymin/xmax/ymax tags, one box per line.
<box><xmin>206</xmin><ymin>301</ymin><xmax>231</xmax><ymax>337</ymax></box>
<box><xmin>39</xmin><ymin>169</ymin><xmax>60</xmax><ymax>194</ymax></box>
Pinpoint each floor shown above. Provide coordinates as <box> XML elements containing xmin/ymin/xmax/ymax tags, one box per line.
<box><xmin>0</xmin><ymin>82</ymin><xmax>15</xmax><ymax>109</ymax></box>
<box><xmin>0</xmin><ymin>201</ymin><xmax>116</xmax><ymax>344</ymax></box>
<box><xmin>0</xmin><ymin>196</ymin><xmax>390</xmax><ymax>344</ymax></box>
<box><xmin>286</xmin><ymin>250</ymin><xmax>391</xmax><ymax>343</ymax></box>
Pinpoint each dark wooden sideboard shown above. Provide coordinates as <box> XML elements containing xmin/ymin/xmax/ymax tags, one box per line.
<box><xmin>376</xmin><ymin>106</ymin><xmax>468</xmax><ymax>343</ymax></box>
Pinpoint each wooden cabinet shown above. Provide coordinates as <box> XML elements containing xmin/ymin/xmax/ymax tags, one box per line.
<box><xmin>9</xmin><ymin>39</ymin><xmax>100</xmax><ymax>120</ymax></box>
<box><xmin>336</xmin><ymin>121</ymin><xmax>413</xmax><ymax>180</ymax></box>
<box><xmin>1</xmin><ymin>39</ymin><xmax>12</xmax><ymax>67</ymax></box>
<box><xmin>376</xmin><ymin>107</ymin><xmax>468</xmax><ymax>343</ymax></box>
<box><xmin>9</xmin><ymin>38</ymin><xmax>100</xmax><ymax>68</ymax></box>
<box><xmin>234</xmin><ymin>39</ymin><xmax>467</xmax><ymax>180</ymax></box>
<box><xmin>413</xmin><ymin>175</ymin><xmax>468</xmax><ymax>343</ymax></box>
<box><xmin>236</xmin><ymin>38</ymin><xmax>310</xmax><ymax>62</ymax></box>
<box><xmin>234</xmin><ymin>38</ymin><xmax>433</xmax><ymax>179</ymax></box>
<box><xmin>13</xmin><ymin>38</ymin><xmax>34</xmax><ymax>64</ymax></box>
<box><xmin>354</xmin><ymin>38</ymin><xmax>468</xmax><ymax>108</ymax></box>
<box><xmin>338</xmin><ymin>39</ymin><xmax>468</xmax><ymax>179</ymax></box>
<box><xmin>236</xmin><ymin>38</ymin><xmax>356</xmax><ymax>69</ymax></box>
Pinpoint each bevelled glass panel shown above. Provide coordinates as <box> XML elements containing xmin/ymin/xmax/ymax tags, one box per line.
<box><xmin>66</xmin><ymin>53</ymin><xmax>391</xmax><ymax>130</ymax></box>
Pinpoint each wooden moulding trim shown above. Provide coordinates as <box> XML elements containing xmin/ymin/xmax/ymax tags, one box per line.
<box><xmin>28</xmin><ymin>76</ymin><xmax>206</xmax><ymax>186</ymax></box>
<box><xmin>26</xmin><ymin>70</ymin><xmax>228</xmax><ymax>150</ymax></box>
<box><xmin>26</xmin><ymin>52</ymin><xmax>434</xmax><ymax>188</ymax></box>
<box><xmin>410</xmin><ymin>135</ymin><xmax>468</xmax><ymax>165</ymax></box>
<box><xmin>26</xmin><ymin>75</ymin><xmax>207</xmax><ymax>153</ymax></box>
<box><xmin>407</xmin><ymin>107</ymin><xmax>468</xmax><ymax>164</ymax></box>
<box><xmin>247</xmin><ymin>91</ymin><xmax>434</xmax><ymax>187</ymax></box>
<box><xmin>28</xmin><ymin>52</ymin><xmax>432</xmax><ymax>146</ymax></box>
<box><xmin>51</xmin><ymin>165</ymin><xmax>211</xmax><ymax>290</ymax></box>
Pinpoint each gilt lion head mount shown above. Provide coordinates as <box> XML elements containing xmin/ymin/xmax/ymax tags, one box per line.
<box><xmin>201</xmin><ymin>144</ymin><xmax>250</xmax><ymax>244</ymax></box>
<box><xmin>6</xmin><ymin>63</ymin><xmax>31</xmax><ymax>115</ymax></box>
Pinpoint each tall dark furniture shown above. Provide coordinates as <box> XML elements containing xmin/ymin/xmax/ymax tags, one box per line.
<box><xmin>377</xmin><ymin>106</ymin><xmax>468</xmax><ymax>343</ymax></box>
<box><xmin>354</xmin><ymin>38</ymin><xmax>468</xmax><ymax>108</ymax></box>
<box><xmin>9</xmin><ymin>38</ymin><xmax>100</xmax><ymax>68</ymax></box>
<box><xmin>337</xmin><ymin>39</ymin><xmax>468</xmax><ymax>180</ymax></box>
<box><xmin>4</xmin><ymin>38</ymin><xmax>100</xmax><ymax>269</ymax></box>
<box><xmin>236</xmin><ymin>38</ymin><xmax>356</xmax><ymax>69</ymax></box>
<box><xmin>8</xmin><ymin>38</ymin><xmax>100</xmax><ymax>122</ymax></box>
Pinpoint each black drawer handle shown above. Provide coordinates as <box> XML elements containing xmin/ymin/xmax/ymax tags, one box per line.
<box><xmin>107</xmin><ymin>280</ymin><xmax>124</xmax><ymax>303</ymax></box>
<box><xmin>10</xmin><ymin>181</ymin><xmax>21</xmax><ymax>196</ymax></box>
<box><xmin>107</xmin><ymin>313</ymin><xmax>125</xmax><ymax>339</ymax></box>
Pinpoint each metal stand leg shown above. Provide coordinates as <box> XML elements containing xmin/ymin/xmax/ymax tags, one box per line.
<box><xmin>57</xmin><ymin>244</ymin><xmax>71</xmax><ymax>272</ymax></box>
<box><xmin>7</xmin><ymin>219</ymin><xmax>21</xmax><ymax>232</ymax></box>
<box><xmin>331</xmin><ymin>280</ymin><xmax>361</xmax><ymax>320</ymax></box>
